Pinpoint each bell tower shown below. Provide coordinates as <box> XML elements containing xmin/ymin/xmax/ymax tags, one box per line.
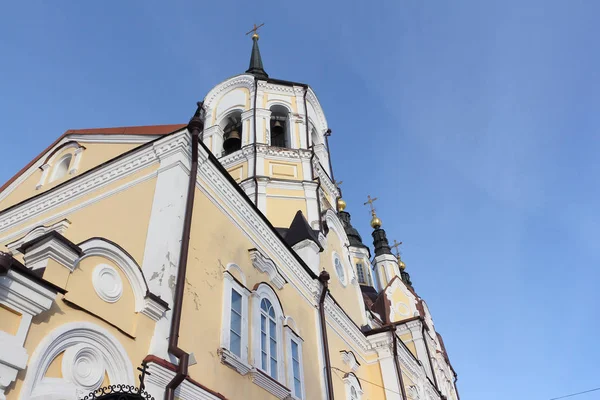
<box><xmin>200</xmin><ymin>26</ymin><xmax>338</xmax><ymax>230</ymax></box>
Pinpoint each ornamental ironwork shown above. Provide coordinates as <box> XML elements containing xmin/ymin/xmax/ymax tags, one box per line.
<box><xmin>81</xmin><ymin>361</ymin><xmax>154</xmax><ymax>400</ymax></box>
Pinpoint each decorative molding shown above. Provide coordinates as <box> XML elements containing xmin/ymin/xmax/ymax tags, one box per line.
<box><xmin>20</xmin><ymin>322</ymin><xmax>134</xmax><ymax>400</ymax></box>
<box><xmin>341</xmin><ymin>350</ymin><xmax>360</xmax><ymax>372</ymax></box>
<box><xmin>250</xmin><ymin>368</ymin><xmax>292</xmax><ymax>400</ymax></box>
<box><xmin>68</xmin><ymin>134</ymin><xmax>162</xmax><ymax>144</ymax></box>
<box><xmin>0</xmin><ymin>131</ymin><xmax>190</xmax><ymax>232</ymax></box>
<box><xmin>144</xmin><ymin>360</ymin><xmax>224</xmax><ymax>400</ymax></box>
<box><xmin>6</xmin><ymin>219</ymin><xmax>71</xmax><ymax>254</ymax></box>
<box><xmin>0</xmin><ymin>267</ymin><xmax>58</xmax><ymax>397</ymax></box>
<box><xmin>217</xmin><ymin>347</ymin><xmax>251</xmax><ymax>375</ymax></box>
<box><xmin>305</xmin><ymin>88</ymin><xmax>329</xmax><ymax>133</ymax></box>
<box><xmin>78</xmin><ymin>238</ymin><xmax>149</xmax><ymax>313</ymax></box>
<box><xmin>92</xmin><ymin>264</ymin><xmax>123</xmax><ymax>303</ymax></box>
<box><xmin>21</xmin><ymin>234</ymin><xmax>80</xmax><ymax>272</ymax></box>
<box><xmin>203</xmin><ymin>75</ymin><xmax>255</xmax><ymax>112</ymax></box>
<box><xmin>248</xmin><ymin>249</ymin><xmax>286</xmax><ymax>290</ymax></box>
<box><xmin>141</xmin><ymin>294</ymin><xmax>169</xmax><ymax>322</ymax></box>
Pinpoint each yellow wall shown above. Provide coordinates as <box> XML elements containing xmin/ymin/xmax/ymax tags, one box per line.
<box><xmin>0</xmin><ymin>142</ymin><xmax>141</xmax><ymax>210</ymax></box>
<box><xmin>264</xmin><ymin>160</ymin><xmax>303</xmax><ymax>180</ymax></box>
<box><xmin>323</xmin><ymin>230</ymin><xmax>366</xmax><ymax>327</ymax></box>
<box><xmin>266</xmin><ymin>197</ymin><xmax>306</xmax><ymax>228</ymax></box>
<box><xmin>177</xmin><ymin>188</ymin><xmax>324</xmax><ymax>400</ymax></box>
<box><xmin>0</xmin><ymin>164</ymin><xmax>158</xmax><ymax>266</ymax></box>
<box><xmin>64</xmin><ymin>256</ymin><xmax>138</xmax><ymax>336</ymax></box>
<box><xmin>227</xmin><ymin>162</ymin><xmax>247</xmax><ymax>183</ymax></box>
<box><xmin>0</xmin><ymin>304</ymin><xmax>21</xmax><ymax>336</ymax></box>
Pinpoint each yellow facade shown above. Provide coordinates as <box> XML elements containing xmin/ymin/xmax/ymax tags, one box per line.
<box><xmin>0</xmin><ymin>66</ymin><xmax>458</xmax><ymax>400</ymax></box>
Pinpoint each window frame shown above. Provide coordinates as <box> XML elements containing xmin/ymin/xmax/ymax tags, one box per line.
<box><xmin>220</xmin><ymin>269</ymin><xmax>251</xmax><ymax>373</ymax></box>
<box><xmin>343</xmin><ymin>373</ymin><xmax>363</xmax><ymax>400</ymax></box>
<box><xmin>49</xmin><ymin>154</ymin><xmax>73</xmax><ymax>183</ymax></box>
<box><xmin>252</xmin><ymin>284</ymin><xmax>285</xmax><ymax>383</ymax></box>
<box><xmin>332</xmin><ymin>252</ymin><xmax>347</xmax><ymax>286</ymax></box>
<box><xmin>285</xmin><ymin>324</ymin><xmax>305</xmax><ymax>400</ymax></box>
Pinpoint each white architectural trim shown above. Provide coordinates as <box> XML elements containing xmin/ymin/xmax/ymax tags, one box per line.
<box><xmin>92</xmin><ymin>264</ymin><xmax>123</xmax><ymax>303</ymax></box>
<box><xmin>219</xmin><ymin>271</ymin><xmax>251</xmax><ymax>374</ymax></box>
<box><xmin>341</xmin><ymin>350</ymin><xmax>360</xmax><ymax>373</ymax></box>
<box><xmin>6</xmin><ymin>219</ymin><xmax>71</xmax><ymax>255</ymax></box>
<box><xmin>250</xmin><ymin>368</ymin><xmax>292</xmax><ymax>399</ymax></box>
<box><xmin>251</xmin><ymin>284</ymin><xmax>285</xmax><ymax>383</ymax></box>
<box><xmin>21</xmin><ymin>234</ymin><xmax>80</xmax><ymax>272</ymax></box>
<box><xmin>343</xmin><ymin>373</ymin><xmax>363</xmax><ymax>400</ymax></box>
<box><xmin>68</xmin><ymin>134</ymin><xmax>162</xmax><ymax>143</ymax></box>
<box><xmin>0</xmin><ymin>268</ymin><xmax>57</xmax><ymax>398</ymax></box>
<box><xmin>285</xmin><ymin>325</ymin><xmax>306</xmax><ymax>400</ymax></box>
<box><xmin>248</xmin><ymin>249</ymin><xmax>286</xmax><ymax>290</ymax></box>
<box><xmin>0</xmin><ymin>131</ymin><xmax>189</xmax><ymax>232</ymax></box>
<box><xmin>144</xmin><ymin>360</ymin><xmax>223</xmax><ymax>400</ymax></box>
<box><xmin>20</xmin><ymin>321</ymin><xmax>134</xmax><ymax>400</ymax></box>
<box><xmin>225</xmin><ymin>262</ymin><xmax>247</xmax><ymax>286</ymax></box>
<box><xmin>78</xmin><ymin>238</ymin><xmax>147</xmax><ymax>311</ymax></box>
<box><xmin>332</xmin><ymin>251</ymin><xmax>347</xmax><ymax>287</ymax></box>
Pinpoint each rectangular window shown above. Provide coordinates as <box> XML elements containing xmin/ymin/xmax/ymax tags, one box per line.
<box><xmin>286</xmin><ymin>327</ymin><xmax>305</xmax><ymax>399</ymax></box>
<box><xmin>291</xmin><ymin>341</ymin><xmax>302</xmax><ymax>398</ymax></box>
<box><xmin>356</xmin><ymin>263</ymin><xmax>366</xmax><ymax>284</ymax></box>
<box><xmin>229</xmin><ymin>290</ymin><xmax>242</xmax><ymax>356</ymax></box>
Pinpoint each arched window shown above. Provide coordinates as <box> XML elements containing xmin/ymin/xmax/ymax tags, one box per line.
<box><xmin>222</xmin><ymin>111</ymin><xmax>243</xmax><ymax>156</ymax></box>
<box><xmin>50</xmin><ymin>154</ymin><xmax>72</xmax><ymax>182</ymax></box>
<box><xmin>270</xmin><ymin>105</ymin><xmax>290</xmax><ymax>148</ymax></box>
<box><xmin>252</xmin><ymin>284</ymin><xmax>284</xmax><ymax>384</ymax></box>
<box><xmin>343</xmin><ymin>373</ymin><xmax>363</xmax><ymax>400</ymax></box>
<box><xmin>260</xmin><ymin>298</ymin><xmax>278</xmax><ymax>378</ymax></box>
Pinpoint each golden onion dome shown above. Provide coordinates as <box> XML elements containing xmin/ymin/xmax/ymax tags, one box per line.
<box><xmin>398</xmin><ymin>259</ymin><xmax>406</xmax><ymax>270</ymax></box>
<box><xmin>370</xmin><ymin>215</ymin><xmax>382</xmax><ymax>229</ymax></box>
<box><xmin>337</xmin><ymin>198</ymin><xmax>347</xmax><ymax>211</ymax></box>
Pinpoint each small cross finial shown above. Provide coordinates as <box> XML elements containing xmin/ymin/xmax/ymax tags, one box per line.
<box><xmin>137</xmin><ymin>361</ymin><xmax>151</xmax><ymax>393</ymax></box>
<box><xmin>334</xmin><ymin>180</ymin><xmax>343</xmax><ymax>189</ymax></box>
<box><xmin>246</xmin><ymin>23</ymin><xmax>265</xmax><ymax>39</ymax></box>
<box><xmin>363</xmin><ymin>195</ymin><xmax>378</xmax><ymax>215</ymax></box>
<box><xmin>391</xmin><ymin>240</ymin><xmax>403</xmax><ymax>258</ymax></box>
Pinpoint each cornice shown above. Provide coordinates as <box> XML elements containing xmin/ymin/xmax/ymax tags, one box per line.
<box><xmin>203</xmin><ymin>75</ymin><xmax>255</xmax><ymax>110</ymax></box>
<box><xmin>0</xmin><ymin>132</ymin><xmax>190</xmax><ymax>233</ymax></box>
<box><xmin>248</xmin><ymin>249</ymin><xmax>286</xmax><ymax>290</ymax></box>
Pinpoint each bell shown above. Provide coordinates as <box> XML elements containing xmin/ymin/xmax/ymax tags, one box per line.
<box><xmin>223</xmin><ymin>129</ymin><xmax>241</xmax><ymax>154</ymax></box>
<box><xmin>271</xmin><ymin>120</ymin><xmax>285</xmax><ymax>147</ymax></box>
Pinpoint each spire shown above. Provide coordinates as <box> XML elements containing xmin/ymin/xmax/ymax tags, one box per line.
<box><xmin>392</xmin><ymin>240</ymin><xmax>412</xmax><ymax>287</ymax></box>
<box><xmin>245</xmin><ymin>23</ymin><xmax>268</xmax><ymax>80</ymax></box>
<box><xmin>363</xmin><ymin>195</ymin><xmax>391</xmax><ymax>256</ymax></box>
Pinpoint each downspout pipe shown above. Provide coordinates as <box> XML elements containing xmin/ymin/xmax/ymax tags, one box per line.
<box><xmin>390</xmin><ymin>326</ymin><xmax>408</xmax><ymax>400</ymax></box>
<box><xmin>318</xmin><ymin>271</ymin><xmax>335</xmax><ymax>400</ymax></box>
<box><xmin>323</xmin><ymin>129</ymin><xmax>335</xmax><ymax>181</ymax></box>
<box><xmin>165</xmin><ymin>102</ymin><xmax>204</xmax><ymax>400</ymax></box>
<box><xmin>422</xmin><ymin>324</ymin><xmax>439</xmax><ymax>391</ymax></box>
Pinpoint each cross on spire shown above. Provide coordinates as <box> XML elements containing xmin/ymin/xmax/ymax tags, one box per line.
<box><xmin>391</xmin><ymin>240</ymin><xmax>403</xmax><ymax>258</ymax></box>
<box><xmin>246</xmin><ymin>23</ymin><xmax>265</xmax><ymax>38</ymax></box>
<box><xmin>363</xmin><ymin>195</ymin><xmax>378</xmax><ymax>215</ymax></box>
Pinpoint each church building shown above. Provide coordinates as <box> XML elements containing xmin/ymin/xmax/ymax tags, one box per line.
<box><xmin>0</xmin><ymin>31</ymin><xmax>459</xmax><ymax>400</ymax></box>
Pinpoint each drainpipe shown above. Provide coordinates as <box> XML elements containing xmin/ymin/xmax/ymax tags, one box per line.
<box><xmin>390</xmin><ymin>325</ymin><xmax>408</xmax><ymax>399</ymax></box>
<box><xmin>318</xmin><ymin>271</ymin><xmax>335</xmax><ymax>400</ymax></box>
<box><xmin>165</xmin><ymin>102</ymin><xmax>204</xmax><ymax>400</ymax></box>
<box><xmin>422</xmin><ymin>324</ymin><xmax>439</xmax><ymax>391</ymax></box>
<box><xmin>252</xmin><ymin>77</ymin><xmax>259</xmax><ymax>205</ymax></box>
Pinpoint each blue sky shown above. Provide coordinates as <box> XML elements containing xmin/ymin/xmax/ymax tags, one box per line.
<box><xmin>1</xmin><ymin>1</ymin><xmax>599</xmax><ymax>399</ymax></box>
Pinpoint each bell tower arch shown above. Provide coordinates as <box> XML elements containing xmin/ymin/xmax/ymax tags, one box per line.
<box><xmin>200</xmin><ymin>30</ymin><xmax>337</xmax><ymax>230</ymax></box>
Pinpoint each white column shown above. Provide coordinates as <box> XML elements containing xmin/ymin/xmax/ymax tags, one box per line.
<box><xmin>69</xmin><ymin>146</ymin><xmax>84</xmax><ymax>175</ymax></box>
<box><xmin>302</xmin><ymin>181</ymin><xmax>319</xmax><ymax>227</ymax></box>
<box><xmin>141</xmin><ymin>136</ymin><xmax>191</xmax><ymax>359</ymax></box>
<box><xmin>408</xmin><ymin>322</ymin><xmax>434</xmax><ymax>383</ymax></box>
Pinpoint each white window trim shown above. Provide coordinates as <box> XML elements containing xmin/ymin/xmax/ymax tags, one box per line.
<box><xmin>285</xmin><ymin>325</ymin><xmax>306</xmax><ymax>400</ymax></box>
<box><xmin>332</xmin><ymin>252</ymin><xmax>347</xmax><ymax>287</ymax></box>
<box><xmin>343</xmin><ymin>373</ymin><xmax>363</xmax><ymax>400</ymax></box>
<box><xmin>251</xmin><ymin>285</ymin><xmax>285</xmax><ymax>384</ymax></box>
<box><xmin>49</xmin><ymin>154</ymin><xmax>73</xmax><ymax>183</ymax></box>
<box><xmin>219</xmin><ymin>270</ymin><xmax>251</xmax><ymax>375</ymax></box>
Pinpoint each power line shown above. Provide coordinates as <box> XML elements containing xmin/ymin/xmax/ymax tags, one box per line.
<box><xmin>330</xmin><ymin>366</ymin><xmax>402</xmax><ymax>396</ymax></box>
<box><xmin>550</xmin><ymin>387</ymin><xmax>600</xmax><ymax>400</ymax></box>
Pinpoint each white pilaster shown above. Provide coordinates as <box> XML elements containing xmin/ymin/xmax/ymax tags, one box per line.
<box><xmin>36</xmin><ymin>164</ymin><xmax>50</xmax><ymax>190</ymax></box>
<box><xmin>141</xmin><ymin>137</ymin><xmax>191</xmax><ymax>359</ymax></box>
